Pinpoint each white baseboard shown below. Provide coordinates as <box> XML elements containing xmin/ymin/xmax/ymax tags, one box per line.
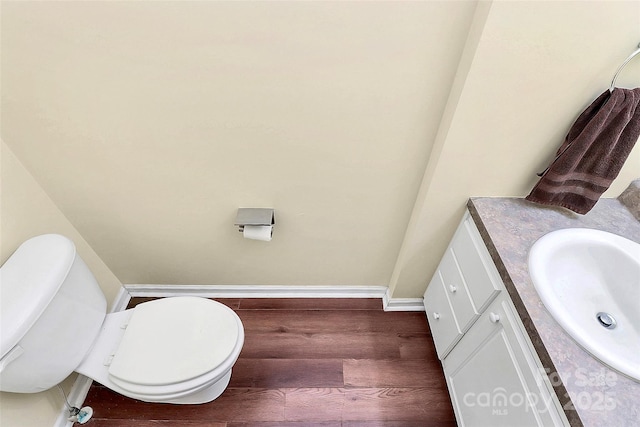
<box><xmin>124</xmin><ymin>284</ymin><xmax>389</xmax><ymax>299</ymax></box>
<box><xmin>125</xmin><ymin>284</ymin><xmax>425</xmax><ymax>311</ymax></box>
<box><xmin>382</xmin><ymin>288</ymin><xmax>425</xmax><ymax>312</ymax></box>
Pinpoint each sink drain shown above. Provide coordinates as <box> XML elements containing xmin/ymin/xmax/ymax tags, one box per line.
<box><xmin>596</xmin><ymin>312</ymin><xmax>617</xmax><ymax>329</ymax></box>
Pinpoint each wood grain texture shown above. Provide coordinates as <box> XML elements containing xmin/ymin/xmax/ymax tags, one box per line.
<box><xmin>237</xmin><ymin>310</ymin><xmax>430</xmax><ymax>334</ymax></box>
<box><xmin>239</xmin><ymin>331</ymin><xmax>404</xmax><ymax>359</ymax></box>
<box><xmin>86</xmin><ymin>387</ymin><xmax>286</xmax><ymax>422</ymax></box>
<box><xmin>229</xmin><ymin>359</ymin><xmax>344</xmax><ymax>388</ymax></box>
<box><xmin>229</xmin><ymin>423</ymin><xmax>341</xmax><ymax>427</ymax></box>
<box><xmin>283</xmin><ymin>388</ymin><xmax>346</xmax><ymax>421</ymax></box>
<box><xmin>341</xmin><ymin>388</ymin><xmax>453</xmax><ymax>422</ymax></box>
<box><xmin>343</xmin><ymin>360</ymin><xmax>446</xmax><ymax>387</ymax></box>
<box><xmin>86</xmin><ymin>421</ymin><xmax>226</xmax><ymax>427</ymax></box>
<box><xmin>342</xmin><ymin>421</ymin><xmax>457</xmax><ymax>427</ymax></box>
<box><xmin>83</xmin><ymin>298</ymin><xmax>456</xmax><ymax>426</ymax></box>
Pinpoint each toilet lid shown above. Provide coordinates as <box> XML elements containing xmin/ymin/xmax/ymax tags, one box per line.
<box><xmin>108</xmin><ymin>297</ymin><xmax>241</xmax><ymax>387</ymax></box>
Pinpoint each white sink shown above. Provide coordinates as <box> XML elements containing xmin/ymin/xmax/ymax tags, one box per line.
<box><xmin>528</xmin><ymin>228</ymin><xmax>640</xmax><ymax>382</ymax></box>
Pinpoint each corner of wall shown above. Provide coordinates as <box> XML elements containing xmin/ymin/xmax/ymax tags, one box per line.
<box><xmin>387</xmin><ymin>0</ymin><xmax>493</xmax><ymax>300</ymax></box>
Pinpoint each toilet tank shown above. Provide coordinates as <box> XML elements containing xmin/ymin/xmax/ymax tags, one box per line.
<box><xmin>0</xmin><ymin>234</ymin><xmax>107</xmax><ymax>393</ymax></box>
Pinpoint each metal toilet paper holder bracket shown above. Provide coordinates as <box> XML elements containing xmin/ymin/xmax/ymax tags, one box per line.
<box><xmin>235</xmin><ymin>208</ymin><xmax>275</xmax><ymax>233</ymax></box>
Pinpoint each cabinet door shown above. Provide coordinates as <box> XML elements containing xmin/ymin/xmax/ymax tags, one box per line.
<box><xmin>443</xmin><ymin>296</ymin><xmax>564</xmax><ymax>427</ymax></box>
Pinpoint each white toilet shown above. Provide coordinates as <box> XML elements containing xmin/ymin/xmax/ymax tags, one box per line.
<box><xmin>0</xmin><ymin>234</ymin><xmax>244</xmax><ymax>405</ymax></box>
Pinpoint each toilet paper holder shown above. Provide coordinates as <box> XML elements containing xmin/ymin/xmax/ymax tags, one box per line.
<box><xmin>234</xmin><ymin>208</ymin><xmax>275</xmax><ymax>232</ymax></box>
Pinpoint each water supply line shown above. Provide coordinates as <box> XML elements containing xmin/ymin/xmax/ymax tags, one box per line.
<box><xmin>56</xmin><ymin>385</ymin><xmax>93</xmax><ymax>425</ymax></box>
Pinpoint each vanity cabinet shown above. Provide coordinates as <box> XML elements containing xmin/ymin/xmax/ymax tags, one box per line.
<box><xmin>424</xmin><ymin>212</ymin><xmax>569</xmax><ymax>427</ymax></box>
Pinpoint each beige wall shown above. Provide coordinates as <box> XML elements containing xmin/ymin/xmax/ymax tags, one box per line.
<box><xmin>1</xmin><ymin>1</ymin><xmax>638</xmax><ymax>296</ymax></box>
<box><xmin>1</xmin><ymin>1</ymin><xmax>476</xmax><ymax>287</ymax></box>
<box><xmin>0</xmin><ymin>141</ymin><xmax>123</xmax><ymax>426</ymax></box>
<box><xmin>389</xmin><ymin>0</ymin><xmax>640</xmax><ymax>298</ymax></box>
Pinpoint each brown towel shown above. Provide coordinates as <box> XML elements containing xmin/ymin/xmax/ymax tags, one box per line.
<box><xmin>526</xmin><ymin>88</ymin><xmax>640</xmax><ymax>214</ymax></box>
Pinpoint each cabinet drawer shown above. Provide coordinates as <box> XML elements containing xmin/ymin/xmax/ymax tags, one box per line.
<box><xmin>451</xmin><ymin>218</ymin><xmax>501</xmax><ymax>313</ymax></box>
<box><xmin>424</xmin><ymin>270</ymin><xmax>462</xmax><ymax>359</ymax></box>
<box><xmin>439</xmin><ymin>248</ymin><xmax>477</xmax><ymax>332</ymax></box>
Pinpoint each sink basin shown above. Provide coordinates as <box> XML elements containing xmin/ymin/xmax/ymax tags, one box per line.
<box><xmin>528</xmin><ymin>228</ymin><xmax>640</xmax><ymax>381</ymax></box>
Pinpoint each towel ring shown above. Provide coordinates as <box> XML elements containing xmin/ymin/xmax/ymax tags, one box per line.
<box><xmin>609</xmin><ymin>42</ymin><xmax>640</xmax><ymax>92</ymax></box>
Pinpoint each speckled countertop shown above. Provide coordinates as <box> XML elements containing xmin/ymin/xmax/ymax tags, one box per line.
<box><xmin>467</xmin><ymin>196</ymin><xmax>640</xmax><ymax>427</ymax></box>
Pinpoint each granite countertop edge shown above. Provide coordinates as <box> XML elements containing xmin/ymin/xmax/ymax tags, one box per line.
<box><xmin>466</xmin><ymin>196</ymin><xmax>640</xmax><ymax>427</ymax></box>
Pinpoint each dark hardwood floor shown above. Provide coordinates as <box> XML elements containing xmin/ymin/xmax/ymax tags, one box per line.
<box><xmin>83</xmin><ymin>298</ymin><xmax>456</xmax><ymax>426</ymax></box>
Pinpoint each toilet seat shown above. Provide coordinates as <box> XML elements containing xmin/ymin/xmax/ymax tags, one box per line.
<box><xmin>107</xmin><ymin>297</ymin><xmax>242</xmax><ymax>396</ymax></box>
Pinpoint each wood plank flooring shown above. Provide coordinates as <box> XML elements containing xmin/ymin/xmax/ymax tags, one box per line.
<box><xmin>83</xmin><ymin>298</ymin><xmax>456</xmax><ymax>426</ymax></box>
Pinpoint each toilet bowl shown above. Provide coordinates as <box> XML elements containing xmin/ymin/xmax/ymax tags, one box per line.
<box><xmin>0</xmin><ymin>234</ymin><xmax>244</xmax><ymax>405</ymax></box>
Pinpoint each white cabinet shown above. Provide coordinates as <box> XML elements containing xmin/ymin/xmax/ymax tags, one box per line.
<box><xmin>424</xmin><ymin>212</ymin><xmax>569</xmax><ymax>427</ymax></box>
<box><xmin>423</xmin><ymin>213</ymin><xmax>501</xmax><ymax>359</ymax></box>
<box><xmin>443</xmin><ymin>294</ymin><xmax>566</xmax><ymax>426</ymax></box>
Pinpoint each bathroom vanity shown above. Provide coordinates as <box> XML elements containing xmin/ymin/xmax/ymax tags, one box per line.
<box><xmin>424</xmin><ymin>196</ymin><xmax>640</xmax><ymax>427</ymax></box>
